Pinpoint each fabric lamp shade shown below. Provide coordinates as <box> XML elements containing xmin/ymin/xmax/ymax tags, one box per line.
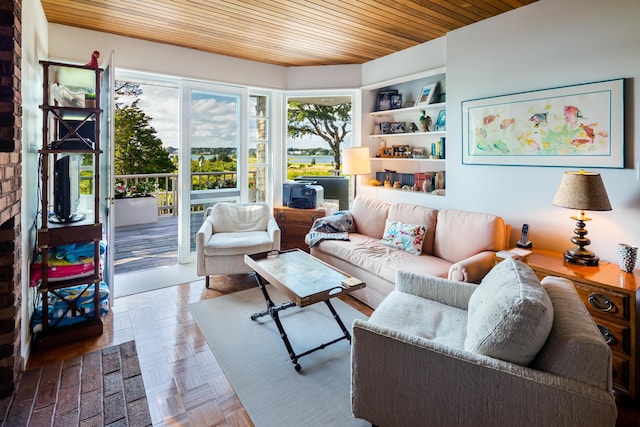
<box><xmin>552</xmin><ymin>170</ymin><xmax>611</xmax><ymax>266</ymax></box>
<box><xmin>342</xmin><ymin>147</ymin><xmax>371</xmax><ymax>175</ymax></box>
<box><xmin>552</xmin><ymin>171</ymin><xmax>612</xmax><ymax>211</ymax></box>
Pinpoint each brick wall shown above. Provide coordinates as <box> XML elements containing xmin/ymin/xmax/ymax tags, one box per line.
<box><xmin>0</xmin><ymin>0</ymin><xmax>22</xmax><ymax>398</ymax></box>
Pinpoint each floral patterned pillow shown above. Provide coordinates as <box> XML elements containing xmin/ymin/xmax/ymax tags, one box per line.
<box><xmin>380</xmin><ymin>219</ymin><xmax>427</xmax><ymax>255</ymax></box>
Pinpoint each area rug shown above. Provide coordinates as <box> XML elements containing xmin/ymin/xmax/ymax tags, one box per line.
<box><xmin>189</xmin><ymin>286</ymin><xmax>370</xmax><ymax>427</ymax></box>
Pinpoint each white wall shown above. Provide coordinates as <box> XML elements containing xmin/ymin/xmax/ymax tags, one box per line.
<box><xmin>22</xmin><ymin>0</ymin><xmax>49</xmax><ymax>368</ymax></box>
<box><xmin>48</xmin><ymin>25</ymin><xmax>363</xmax><ymax>92</ymax></box>
<box><xmin>361</xmin><ymin>0</ymin><xmax>639</xmax><ymax>263</ymax></box>
<box><xmin>362</xmin><ymin>36</ymin><xmax>446</xmax><ymax>87</ymax></box>
<box><xmin>445</xmin><ymin>0</ymin><xmax>640</xmax><ymax>263</ymax></box>
<box><xmin>287</xmin><ymin>64</ymin><xmax>362</xmax><ymax>89</ymax></box>
<box><xmin>48</xmin><ymin>24</ymin><xmax>289</xmax><ymax>90</ymax></box>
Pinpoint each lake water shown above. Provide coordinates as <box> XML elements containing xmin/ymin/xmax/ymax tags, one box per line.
<box><xmin>191</xmin><ymin>155</ymin><xmax>335</xmax><ymax>164</ymax></box>
<box><xmin>287</xmin><ymin>155</ymin><xmax>334</xmax><ymax>164</ymax></box>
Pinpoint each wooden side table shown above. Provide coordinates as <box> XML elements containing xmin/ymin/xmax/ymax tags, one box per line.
<box><xmin>273</xmin><ymin>206</ymin><xmax>326</xmax><ymax>252</ymax></box>
<box><xmin>498</xmin><ymin>249</ymin><xmax>639</xmax><ymax>402</ymax></box>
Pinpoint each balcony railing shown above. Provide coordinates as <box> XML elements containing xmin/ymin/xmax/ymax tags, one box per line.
<box><xmin>80</xmin><ymin>170</ymin><xmax>260</xmax><ymax>218</ymax></box>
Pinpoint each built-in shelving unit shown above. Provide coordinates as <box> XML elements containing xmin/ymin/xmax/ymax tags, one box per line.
<box><xmin>360</xmin><ymin>67</ymin><xmax>447</xmax><ymax>206</ymax></box>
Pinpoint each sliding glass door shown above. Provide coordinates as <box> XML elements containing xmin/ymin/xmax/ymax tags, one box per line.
<box><xmin>179</xmin><ymin>81</ymin><xmax>246</xmax><ymax>262</ymax></box>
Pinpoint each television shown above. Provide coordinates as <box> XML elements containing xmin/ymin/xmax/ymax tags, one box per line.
<box><xmin>294</xmin><ymin>176</ymin><xmax>350</xmax><ymax>210</ymax></box>
<box><xmin>50</xmin><ymin>154</ymin><xmax>85</xmax><ymax>224</ymax></box>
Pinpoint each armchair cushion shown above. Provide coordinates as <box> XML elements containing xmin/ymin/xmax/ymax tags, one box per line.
<box><xmin>203</xmin><ymin>231</ymin><xmax>277</xmax><ymax>256</ymax></box>
<box><xmin>465</xmin><ymin>257</ymin><xmax>553</xmax><ymax>365</ymax></box>
<box><xmin>210</xmin><ymin>203</ymin><xmax>270</xmax><ymax>233</ymax></box>
<box><xmin>369</xmin><ymin>290</ymin><xmax>467</xmax><ymax>349</ymax></box>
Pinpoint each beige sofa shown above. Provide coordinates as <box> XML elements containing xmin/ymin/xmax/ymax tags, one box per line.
<box><xmin>351</xmin><ymin>260</ymin><xmax>618</xmax><ymax>426</ymax></box>
<box><xmin>308</xmin><ymin>195</ymin><xmax>509</xmax><ymax>308</ymax></box>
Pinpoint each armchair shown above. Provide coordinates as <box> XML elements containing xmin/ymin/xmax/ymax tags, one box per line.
<box><xmin>351</xmin><ymin>259</ymin><xmax>617</xmax><ymax>427</ymax></box>
<box><xmin>196</xmin><ymin>202</ymin><xmax>280</xmax><ymax>288</ymax></box>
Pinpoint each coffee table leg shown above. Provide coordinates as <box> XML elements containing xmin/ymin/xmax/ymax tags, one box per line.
<box><xmin>249</xmin><ymin>272</ymin><xmax>301</xmax><ymax>371</ymax></box>
<box><xmin>325</xmin><ymin>299</ymin><xmax>351</xmax><ymax>342</ymax></box>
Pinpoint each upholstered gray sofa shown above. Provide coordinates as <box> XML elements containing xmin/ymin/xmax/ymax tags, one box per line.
<box><xmin>351</xmin><ymin>258</ymin><xmax>618</xmax><ymax>427</ymax></box>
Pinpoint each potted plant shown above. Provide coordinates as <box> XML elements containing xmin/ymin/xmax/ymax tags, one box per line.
<box><xmin>113</xmin><ymin>181</ymin><xmax>158</xmax><ymax>227</ymax></box>
<box><xmin>84</xmin><ymin>92</ymin><xmax>96</xmax><ymax>108</ymax></box>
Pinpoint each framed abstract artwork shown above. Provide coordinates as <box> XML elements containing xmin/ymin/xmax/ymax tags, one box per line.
<box><xmin>462</xmin><ymin>79</ymin><xmax>624</xmax><ymax>167</ymax></box>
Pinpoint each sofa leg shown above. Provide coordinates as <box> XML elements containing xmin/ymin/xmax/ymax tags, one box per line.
<box><xmin>205</xmin><ymin>275</ymin><xmax>210</xmax><ymax>289</ymax></box>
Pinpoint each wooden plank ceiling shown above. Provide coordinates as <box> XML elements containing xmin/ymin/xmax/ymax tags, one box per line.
<box><xmin>41</xmin><ymin>0</ymin><xmax>537</xmax><ymax>67</ymax></box>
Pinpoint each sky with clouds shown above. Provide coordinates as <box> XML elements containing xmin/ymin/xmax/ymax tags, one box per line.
<box><xmin>122</xmin><ymin>82</ymin><xmax>350</xmax><ymax>151</ymax></box>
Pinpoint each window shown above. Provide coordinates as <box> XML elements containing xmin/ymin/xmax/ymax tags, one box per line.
<box><xmin>249</xmin><ymin>93</ymin><xmax>270</xmax><ymax>202</ymax></box>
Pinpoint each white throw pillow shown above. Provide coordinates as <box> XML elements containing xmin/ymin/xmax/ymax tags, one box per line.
<box><xmin>380</xmin><ymin>219</ymin><xmax>427</xmax><ymax>255</ymax></box>
<box><xmin>464</xmin><ymin>257</ymin><xmax>553</xmax><ymax>366</ymax></box>
<box><xmin>211</xmin><ymin>203</ymin><xmax>270</xmax><ymax>233</ymax></box>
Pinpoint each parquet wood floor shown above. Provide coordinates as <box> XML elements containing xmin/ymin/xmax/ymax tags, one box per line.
<box><xmin>26</xmin><ymin>274</ymin><xmax>374</xmax><ymax>426</ymax></box>
<box><xmin>24</xmin><ymin>273</ymin><xmax>640</xmax><ymax>426</ymax></box>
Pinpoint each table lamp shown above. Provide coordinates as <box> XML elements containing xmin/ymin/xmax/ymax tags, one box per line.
<box><xmin>342</xmin><ymin>147</ymin><xmax>371</xmax><ymax>200</ymax></box>
<box><xmin>552</xmin><ymin>170</ymin><xmax>611</xmax><ymax>266</ymax></box>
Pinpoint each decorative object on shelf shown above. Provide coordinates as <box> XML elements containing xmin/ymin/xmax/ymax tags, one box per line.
<box><xmin>342</xmin><ymin>147</ymin><xmax>371</xmax><ymax>199</ymax></box>
<box><xmin>85</xmin><ymin>50</ymin><xmax>100</xmax><ymax>68</ymax></box>
<box><xmin>412</xmin><ymin>147</ymin><xmax>425</xmax><ymax>158</ymax></box>
<box><xmin>390</xmin><ymin>93</ymin><xmax>403</xmax><ymax>110</ymax></box>
<box><xmin>462</xmin><ymin>79</ymin><xmax>624</xmax><ymax>167</ymax></box>
<box><xmin>380</xmin><ymin>122</ymin><xmax>391</xmax><ymax>134</ymax></box>
<box><xmin>392</xmin><ymin>145</ymin><xmax>410</xmax><ymax>157</ymax></box>
<box><xmin>430</xmin><ymin>138</ymin><xmax>444</xmax><ymax>159</ymax></box>
<box><xmin>617</xmin><ymin>243</ymin><xmax>638</xmax><ymax>273</ymax></box>
<box><xmin>435</xmin><ymin>109</ymin><xmax>446</xmax><ymax>131</ymax></box>
<box><xmin>389</xmin><ymin>122</ymin><xmax>405</xmax><ymax>134</ymax></box>
<box><xmin>84</xmin><ymin>92</ymin><xmax>96</xmax><ymax>108</ymax></box>
<box><xmin>409</xmin><ymin>122</ymin><xmax>418</xmax><ymax>133</ymax></box>
<box><xmin>552</xmin><ymin>170</ymin><xmax>612</xmax><ymax>266</ymax></box>
<box><xmin>376</xmin><ymin>89</ymin><xmax>397</xmax><ymax>111</ymax></box>
<box><xmin>51</xmin><ymin>83</ymin><xmax>86</xmax><ymax>108</ymax></box>
<box><xmin>419</xmin><ymin>110</ymin><xmax>431</xmax><ymax>132</ymax></box>
<box><xmin>415</xmin><ymin>82</ymin><xmax>439</xmax><ymax>106</ymax></box>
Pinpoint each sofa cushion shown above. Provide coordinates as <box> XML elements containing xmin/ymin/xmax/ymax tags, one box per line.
<box><xmin>381</xmin><ymin>219</ymin><xmax>427</xmax><ymax>255</ymax></box>
<box><xmin>388</xmin><ymin>202</ymin><xmax>437</xmax><ymax>254</ymax></box>
<box><xmin>350</xmin><ymin>196</ymin><xmax>390</xmax><ymax>238</ymax></box>
<box><xmin>210</xmin><ymin>203</ymin><xmax>270</xmax><ymax>233</ymax></box>
<box><xmin>433</xmin><ymin>209</ymin><xmax>506</xmax><ymax>263</ymax></box>
<box><xmin>464</xmin><ymin>257</ymin><xmax>553</xmax><ymax>366</ymax></box>
<box><xmin>312</xmin><ymin>234</ymin><xmax>452</xmax><ymax>284</ymax></box>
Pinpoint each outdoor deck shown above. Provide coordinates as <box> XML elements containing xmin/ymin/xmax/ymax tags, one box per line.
<box><xmin>114</xmin><ymin>213</ymin><xmax>202</xmax><ymax>275</ymax></box>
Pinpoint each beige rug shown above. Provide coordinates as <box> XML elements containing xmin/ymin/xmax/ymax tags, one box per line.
<box><xmin>189</xmin><ymin>286</ymin><xmax>369</xmax><ymax>427</ymax></box>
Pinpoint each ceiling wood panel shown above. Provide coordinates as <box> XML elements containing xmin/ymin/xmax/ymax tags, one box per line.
<box><xmin>41</xmin><ymin>0</ymin><xmax>537</xmax><ymax>67</ymax></box>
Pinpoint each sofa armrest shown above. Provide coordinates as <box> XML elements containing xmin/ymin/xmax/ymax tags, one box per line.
<box><xmin>267</xmin><ymin>216</ymin><xmax>281</xmax><ymax>250</ymax></box>
<box><xmin>196</xmin><ymin>217</ymin><xmax>214</xmax><ymax>275</ymax></box>
<box><xmin>352</xmin><ymin>320</ymin><xmax>617</xmax><ymax>427</ymax></box>
<box><xmin>448</xmin><ymin>250</ymin><xmax>496</xmax><ymax>283</ymax></box>
<box><xmin>396</xmin><ymin>271</ymin><xmax>476</xmax><ymax>310</ymax></box>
